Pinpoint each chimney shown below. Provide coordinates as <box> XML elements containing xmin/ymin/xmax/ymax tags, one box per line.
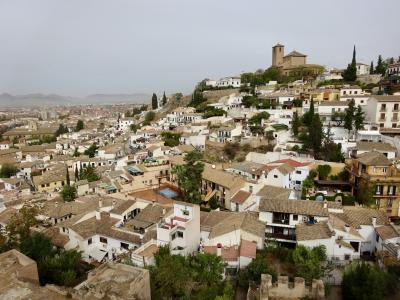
<box><xmin>344</xmin><ymin>224</ymin><xmax>350</xmax><ymax>233</ymax></box>
<box><xmin>112</xmin><ymin>200</ymin><xmax>116</xmax><ymax>208</ymax></box>
<box><xmin>55</xmin><ymin>201</ymin><xmax>58</xmax><ymax>207</ymax></box>
<box><xmin>323</xmin><ymin>201</ymin><xmax>328</xmax><ymax>209</ymax></box>
<box><xmin>217</xmin><ymin>243</ymin><xmax>222</xmax><ymax>257</ymax></box>
<box><xmin>162</xmin><ymin>208</ymin><xmax>166</xmax><ymax>215</ymax></box>
<box><xmin>95</xmin><ymin>210</ymin><xmax>101</xmax><ymax>220</ymax></box>
<box><xmin>372</xmin><ymin>216</ymin><xmax>377</xmax><ymax>227</ymax></box>
<box><xmin>98</xmin><ymin>199</ymin><xmax>103</xmax><ymax>208</ymax></box>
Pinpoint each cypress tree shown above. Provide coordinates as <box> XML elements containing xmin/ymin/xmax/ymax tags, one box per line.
<box><xmin>370</xmin><ymin>61</ymin><xmax>374</xmax><ymax>74</ymax></box>
<box><xmin>162</xmin><ymin>92</ymin><xmax>167</xmax><ymax>106</ymax></box>
<box><xmin>74</xmin><ymin>167</ymin><xmax>79</xmax><ymax>181</ymax></box>
<box><xmin>344</xmin><ymin>99</ymin><xmax>356</xmax><ymax>139</ymax></box>
<box><xmin>292</xmin><ymin>111</ymin><xmax>300</xmax><ymax>136</ymax></box>
<box><xmin>66</xmin><ymin>167</ymin><xmax>70</xmax><ymax>186</ymax></box>
<box><xmin>151</xmin><ymin>93</ymin><xmax>158</xmax><ymax>110</ymax></box>
<box><xmin>343</xmin><ymin>45</ymin><xmax>357</xmax><ymax>82</ymax></box>
<box><xmin>375</xmin><ymin>55</ymin><xmax>386</xmax><ymax>75</ymax></box>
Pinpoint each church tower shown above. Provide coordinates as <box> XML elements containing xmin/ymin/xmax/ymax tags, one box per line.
<box><xmin>272</xmin><ymin>43</ymin><xmax>284</xmax><ymax>67</ymax></box>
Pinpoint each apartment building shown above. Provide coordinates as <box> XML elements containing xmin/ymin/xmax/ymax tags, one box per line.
<box><xmin>346</xmin><ymin>151</ymin><xmax>400</xmax><ymax>217</ymax></box>
<box><xmin>364</xmin><ymin>95</ymin><xmax>400</xmax><ymax>129</ymax></box>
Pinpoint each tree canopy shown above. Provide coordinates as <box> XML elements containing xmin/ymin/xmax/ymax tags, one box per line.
<box><xmin>151</xmin><ymin>93</ymin><xmax>158</xmax><ymax>110</ymax></box>
<box><xmin>171</xmin><ymin>150</ymin><xmax>204</xmax><ymax>204</ymax></box>
<box><xmin>343</xmin><ymin>46</ymin><xmax>357</xmax><ymax>82</ymax></box>
<box><xmin>75</xmin><ymin>119</ymin><xmax>84</xmax><ymax>132</ymax></box>
<box><xmin>0</xmin><ymin>163</ymin><xmax>19</xmax><ymax>178</ymax></box>
<box><xmin>161</xmin><ymin>131</ymin><xmax>181</xmax><ymax>147</ymax></box>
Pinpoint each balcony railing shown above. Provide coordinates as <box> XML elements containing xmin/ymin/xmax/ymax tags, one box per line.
<box><xmin>272</xmin><ymin>218</ymin><xmax>290</xmax><ymax>225</ymax></box>
<box><xmin>266</xmin><ymin>232</ymin><xmax>296</xmax><ymax>241</ymax></box>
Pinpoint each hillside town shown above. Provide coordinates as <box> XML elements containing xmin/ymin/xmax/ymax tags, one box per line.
<box><xmin>0</xmin><ymin>42</ymin><xmax>400</xmax><ymax>300</ymax></box>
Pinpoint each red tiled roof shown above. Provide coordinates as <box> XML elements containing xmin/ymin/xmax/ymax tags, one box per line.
<box><xmin>203</xmin><ymin>245</ymin><xmax>239</xmax><ymax>261</ymax></box>
<box><xmin>240</xmin><ymin>239</ymin><xmax>257</xmax><ymax>259</ymax></box>
<box><xmin>271</xmin><ymin>159</ymin><xmax>310</xmax><ymax>168</ymax></box>
<box><xmin>231</xmin><ymin>190</ymin><xmax>251</xmax><ymax>204</ymax></box>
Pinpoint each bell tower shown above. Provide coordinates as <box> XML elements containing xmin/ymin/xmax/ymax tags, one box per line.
<box><xmin>272</xmin><ymin>43</ymin><xmax>284</xmax><ymax>67</ymax></box>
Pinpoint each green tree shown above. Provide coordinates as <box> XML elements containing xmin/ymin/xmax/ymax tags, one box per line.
<box><xmin>343</xmin><ymin>45</ymin><xmax>357</xmax><ymax>82</ymax></box>
<box><xmin>66</xmin><ymin>167</ymin><xmax>70</xmax><ymax>186</ymax></box>
<box><xmin>143</xmin><ymin>111</ymin><xmax>156</xmax><ymax>126</ymax></box>
<box><xmin>60</xmin><ymin>185</ymin><xmax>77</xmax><ymax>202</ymax></box>
<box><xmin>151</xmin><ymin>93</ymin><xmax>158</xmax><ymax>110</ymax></box>
<box><xmin>0</xmin><ymin>163</ymin><xmax>19</xmax><ymax>178</ymax></box>
<box><xmin>149</xmin><ymin>246</ymin><xmax>193</xmax><ymax>299</ymax></box>
<box><xmin>292</xmin><ymin>245</ymin><xmax>328</xmax><ymax>284</ymax></box>
<box><xmin>302</xmin><ymin>99</ymin><xmax>315</xmax><ymax>126</ymax></box>
<box><xmin>342</xmin><ymin>262</ymin><xmax>385</xmax><ymax>300</ymax></box>
<box><xmin>80</xmin><ymin>166</ymin><xmax>100</xmax><ymax>182</ymax></box>
<box><xmin>375</xmin><ymin>55</ymin><xmax>386</xmax><ymax>75</ymax></box>
<box><xmin>344</xmin><ymin>99</ymin><xmax>356</xmax><ymax>138</ymax></box>
<box><xmin>308</xmin><ymin>114</ymin><xmax>323</xmax><ymax>158</ymax></box>
<box><xmin>190</xmin><ymin>88</ymin><xmax>205</xmax><ymax>107</ymax></box>
<box><xmin>171</xmin><ymin>150</ymin><xmax>204</xmax><ymax>204</ymax></box>
<box><xmin>74</xmin><ymin>167</ymin><xmax>79</xmax><ymax>181</ymax></box>
<box><xmin>354</xmin><ymin>105</ymin><xmax>365</xmax><ymax>134</ymax></box>
<box><xmin>6</xmin><ymin>206</ymin><xmax>38</xmax><ymax>247</ymax></box>
<box><xmin>370</xmin><ymin>61</ymin><xmax>374</xmax><ymax>74</ymax></box>
<box><xmin>20</xmin><ymin>233</ymin><xmax>55</xmax><ymax>262</ymax></box>
<box><xmin>223</xmin><ymin>142</ymin><xmax>240</xmax><ymax>160</ymax></box>
<box><xmin>237</xmin><ymin>251</ymin><xmax>277</xmax><ymax>288</ymax></box>
<box><xmin>84</xmin><ymin>144</ymin><xmax>98</xmax><ymax>158</ymax></box>
<box><xmin>317</xmin><ymin>165</ymin><xmax>332</xmax><ymax>180</ymax></box>
<box><xmin>161</xmin><ymin>131</ymin><xmax>181</xmax><ymax>147</ymax></box>
<box><xmin>190</xmin><ymin>252</ymin><xmax>225</xmax><ymax>286</ymax></box>
<box><xmin>73</xmin><ymin>148</ymin><xmax>80</xmax><ymax>157</ymax></box>
<box><xmin>75</xmin><ymin>120</ymin><xmax>84</xmax><ymax>132</ymax></box>
<box><xmin>162</xmin><ymin>91</ymin><xmax>167</xmax><ymax>106</ymax></box>
<box><xmin>292</xmin><ymin>111</ymin><xmax>300</xmax><ymax>136</ymax></box>
<box><xmin>55</xmin><ymin>124</ymin><xmax>68</xmax><ymax>136</ymax></box>
<box><xmin>129</xmin><ymin>124</ymin><xmax>139</xmax><ymax>133</ymax></box>
<box><xmin>356</xmin><ymin>181</ymin><xmax>375</xmax><ymax>207</ymax></box>
<box><xmin>249</xmin><ymin>112</ymin><xmax>270</xmax><ymax>125</ymax></box>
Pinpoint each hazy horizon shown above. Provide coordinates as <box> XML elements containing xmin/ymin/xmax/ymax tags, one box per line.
<box><xmin>0</xmin><ymin>0</ymin><xmax>399</xmax><ymax>97</ymax></box>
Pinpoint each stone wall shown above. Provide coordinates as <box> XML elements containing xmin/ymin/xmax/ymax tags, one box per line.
<box><xmin>252</xmin><ymin>274</ymin><xmax>325</xmax><ymax>300</ymax></box>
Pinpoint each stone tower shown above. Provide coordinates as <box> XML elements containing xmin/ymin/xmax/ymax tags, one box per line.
<box><xmin>272</xmin><ymin>43</ymin><xmax>284</xmax><ymax>67</ymax></box>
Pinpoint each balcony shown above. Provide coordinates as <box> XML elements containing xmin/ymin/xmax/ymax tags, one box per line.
<box><xmin>272</xmin><ymin>218</ymin><xmax>290</xmax><ymax>225</ymax></box>
<box><xmin>266</xmin><ymin>232</ymin><xmax>296</xmax><ymax>241</ymax></box>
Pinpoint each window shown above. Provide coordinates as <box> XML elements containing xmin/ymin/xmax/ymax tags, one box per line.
<box><xmin>249</xmin><ymin>185</ymin><xmax>253</xmax><ymax>193</ymax></box>
<box><xmin>380</xmin><ymin>123</ymin><xmax>384</xmax><ymax>128</ymax></box>
<box><xmin>381</xmin><ymin>104</ymin><xmax>387</xmax><ymax>111</ymax></box>
<box><xmin>387</xmin><ymin>198</ymin><xmax>393</xmax><ymax>208</ymax></box>
<box><xmin>274</xmin><ymin>175</ymin><xmax>278</xmax><ymax>178</ymax></box>
<box><xmin>380</xmin><ymin>113</ymin><xmax>386</xmax><ymax>120</ymax></box>
<box><xmin>296</xmin><ymin>170</ymin><xmax>301</xmax><ymax>174</ymax></box>
<box><xmin>388</xmin><ymin>185</ymin><xmax>396</xmax><ymax>195</ymax></box>
<box><xmin>88</xmin><ymin>238</ymin><xmax>92</xmax><ymax>245</ymax></box>
<box><xmin>121</xmin><ymin>242</ymin><xmax>129</xmax><ymax>250</ymax></box>
<box><xmin>375</xmin><ymin>185</ymin><xmax>383</xmax><ymax>195</ymax></box>
<box><xmin>100</xmin><ymin>237</ymin><xmax>108</xmax><ymax>244</ymax></box>
<box><xmin>383</xmin><ymin>167</ymin><xmax>387</xmax><ymax>173</ymax></box>
<box><xmin>293</xmin><ymin>214</ymin><xmax>298</xmax><ymax>221</ymax></box>
<box><xmin>177</xmin><ymin>231</ymin><xmax>184</xmax><ymax>238</ymax></box>
<box><xmin>182</xmin><ymin>209</ymin><xmax>190</xmax><ymax>216</ymax></box>
<box><xmin>392</xmin><ymin>123</ymin><xmax>397</xmax><ymax>128</ymax></box>
<box><xmin>395</xmin><ymin>104</ymin><xmax>399</xmax><ymax>111</ymax></box>
<box><xmin>171</xmin><ymin>233</ymin><xmax>176</xmax><ymax>240</ymax></box>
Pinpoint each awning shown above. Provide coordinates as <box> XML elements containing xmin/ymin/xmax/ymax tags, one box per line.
<box><xmin>89</xmin><ymin>248</ymin><xmax>108</xmax><ymax>262</ymax></box>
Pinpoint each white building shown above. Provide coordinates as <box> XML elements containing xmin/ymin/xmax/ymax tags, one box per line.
<box><xmin>364</xmin><ymin>95</ymin><xmax>400</xmax><ymax>129</ymax></box>
<box><xmin>356</xmin><ymin>63</ymin><xmax>371</xmax><ymax>76</ymax></box>
<box><xmin>216</xmin><ymin>77</ymin><xmax>241</xmax><ymax>88</ymax></box>
<box><xmin>156</xmin><ymin>201</ymin><xmax>201</xmax><ymax>256</ymax></box>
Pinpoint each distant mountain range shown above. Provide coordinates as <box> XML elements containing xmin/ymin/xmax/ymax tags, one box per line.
<box><xmin>0</xmin><ymin>93</ymin><xmax>151</xmax><ymax>108</ymax></box>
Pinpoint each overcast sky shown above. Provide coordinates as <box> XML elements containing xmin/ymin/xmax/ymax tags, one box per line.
<box><xmin>0</xmin><ymin>0</ymin><xmax>399</xmax><ymax>97</ymax></box>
